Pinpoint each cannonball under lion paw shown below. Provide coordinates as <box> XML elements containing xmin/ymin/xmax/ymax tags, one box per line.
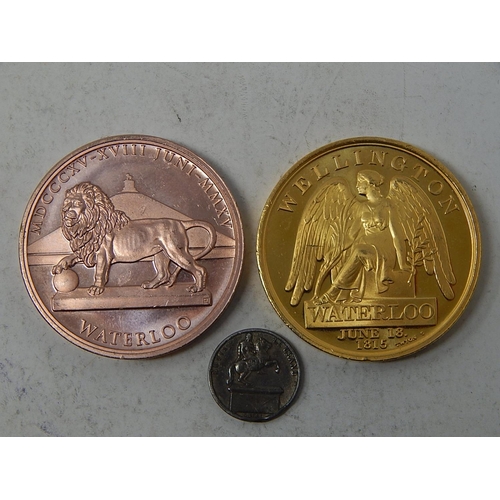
<box><xmin>52</xmin><ymin>268</ymin><xmax>79</xmax><ymax>292</ymax></box>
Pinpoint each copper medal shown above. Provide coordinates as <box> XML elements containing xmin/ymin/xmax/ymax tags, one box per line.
<box><xmin>20</xmin><ymin>135</ymin><xmax>244</xmax><ymax>358</ymax></box>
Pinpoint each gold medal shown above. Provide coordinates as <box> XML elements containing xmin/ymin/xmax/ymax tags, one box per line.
<box><xmin>257</xmin><ymin>137</ymin><xmax>481</xmax><ymax>360</ymax></box>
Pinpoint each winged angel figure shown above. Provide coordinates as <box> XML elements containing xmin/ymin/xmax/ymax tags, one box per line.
<box><xmin>285</xmin><ymin>170</ymin><xmax>456</xmax><ymax>306</ymax></box>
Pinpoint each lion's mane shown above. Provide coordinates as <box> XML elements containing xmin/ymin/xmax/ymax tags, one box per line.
<box><xmin>61</xmin><ymin>182</ymin><xmax>130</xmax><ymax>267</ymax></box>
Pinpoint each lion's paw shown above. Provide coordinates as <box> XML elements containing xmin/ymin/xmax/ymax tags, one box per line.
<box><xmin>142</xmin><ymin>280</ymin><xmax>160</xmax><ymax>289</ymax></box>
<box><xmin>52</xmin><ymin>261</ymin><xmax>68</xmax><ymax>275</ymax></box>
<box><xmin>88</xmin><ymin>286</ymin><xmax>104</xmax><ymax>296</ymax></box>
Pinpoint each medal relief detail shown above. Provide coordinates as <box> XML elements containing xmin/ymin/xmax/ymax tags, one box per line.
<box><xmin>286</xmin><ymin>171</ymin><xmax>455</xmax><ymax>329</ymax></box>
<box><xmin>257</xmin><ymin>138</ymin><xmax>480</xmax><ymax>360</ymax></box>
<box><xmin>209</xmin><ymin>330</ymin><xmax>300</xmax><ymax>422</ymax></box>
<box><xmin>20</xmin><ymin>136</ymin><xmax>243</xmax><ymax>358</ymax></box>
<box><xmin>227</xmin><ymin>332</ymin><xmax>280</xmax><ymax>385</ymax></box>
<box><xmin>51</xmin><ymin>179</ymin><xmax>215</xmax><ymax>310</ymax></box>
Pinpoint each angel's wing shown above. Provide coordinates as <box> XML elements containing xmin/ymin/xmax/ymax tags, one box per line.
<box><xmin>388</xmin><ymin>177</ymin><xmax>456</xmax><ymax>300</ymax></box>
<box><xmin>285</xmin><ymin>178</ymin><xmax>360</xmax><ymax>306</ymax></box>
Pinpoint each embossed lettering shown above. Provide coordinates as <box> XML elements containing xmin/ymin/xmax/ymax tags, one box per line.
<box><xmin>153</xmin><ymin>147</ymin><xmax>161</xmax><ymax>161</ymax></box>
<box><xmin>419</xmin><ymin>304</ymin><xmax>434</xmax><ymax>319</ymax></box>
<box><xmin>30</xmin><ymin>206</ymin><xmax>47</xmax><ymax>235</ymax></box>
<box><xmin>390</xmin><ymin>155</ymin><xmax>407</xmax><ymax>171</ymax></box>
<box><xmin>175</xmin><ymin>155</ymin><xmax>189</xmax><ymax>170</ymax></box>
<box><xmin>59</xmin><ymin>171</ymin><xmax>71</xmax><ymax>183</ymax></box>
<box><xmin>428</xmin><ymin>180</ymin><xmax>443</xmax><ymax>195</ymax></box>
<box><xmin>412</xmin><ymin>164</ymin><xmax>428</xmax><ymax>181</ymax></box>
<box><xmin>177</xmin><ymin>316</ymin><xmax>191</xmax><ymax>330</ymax></box>
<box><xmin>369</xmin><ymin>150</ymin><xmax>387</xmax><ymax>167</ymax></box>
<box><xmin>94</xmin><ymin>330</ymin><xmax>107</xmax><ymax>343</ymax></box>
<box><xmin>34</xmin><ymin>206</ymin><xmax>46</xmax><ymax>218</ymax></box>
<box><xmin>332</xmin><ymin>154</ymin><xmax>350</xmax><ymax>171</ymax></box>
<box><xmin>311</xmin><ymin>164</ymin><xmax>330</xmax><ymax>181</ymax></box>
<box><xmin>149</xmin><ymin>330</ymin><xmax>162</xmax><ymax>344</ymax></box>
<box><xmin>66</xmin><ymin>163</ymin><xmax>81</xmax><ymax>176</ymax></box>
<box><xmin>198</xmin><ymin>177</ymin><xmax>215</xmax><ymax>193</ymax></box>
<box><xmin>135</xmin><ymin>332</ymin><xmax>150</xmax><ymax>346</ymax></box>
<box><xmin>220</xmin><ymin>217</ymin><xmax>233</xmax><ymax>228</ymax></box>
<box><xmin>110</xmin><ymin>331</ymin><xmax>122</xmax><ymax>345</ymax></box>
<box><xmin>42</xmin><ymin>193</ymin><xmax>54</xmax><ymax>204</ymax></box>
<box><xmin>162</xmin><ymin>325</ymin><xmax>175</xmax><ymax>339</ymax></box>
<box><xmin>164</xmin><ymin>150</ymin><xmax>175</xmax><ymax>163</ymax></box>
<box><xmin>80</xmin><ymin>319</ymin><xmax>99</xmax><ymax>338</ymax></box>
<box><xmin>278</xmin><ymin>193</ymin><xmax>298</xmax><ymax>212</ymax></box>
<box><xmin>388</xmin><ymin>304</ymin><xmax>404</xmax><ymax>320</ymax></box>
<box><xmin>293</xmin><ymin>177</ymin><xmax>311</xmax><ymax>195</ymax></box>
<box><xmin>356</xmin><ymin>338</ymin><xmax>387</xmax><ymax>350</ymax></box>
<box><xmin>185</xmin><ymin>164</ymin><xmax>197</xmax><ymax>176</ymax></box>
<box><xmin>97</xmin><ymin>148</ymin><xmax>109</xmax><ymax>160</ymax></box>
<box><xmin>438</xmin><ymin>194</ymin><xmax>460</xmax><ymax>215</ymax></box>
<box><xmin>208</xmin><ymin>191</ymin><xmax>224</xmax><ymax>207</ymax></box>
<box><xmin>337</xmin><ymin>328</ymin><xmax>380</xmax><ymax>340</ymax></box>
<box><xmin>75</xmin><ymin>156</ymin><xmax>87</xmax><ymax>168</ymax></box>
<box><xmin>30</xmin><ymin>221</ymin><xmax>43</xmax><ymax>235</ymax></box>
<box><xmin>305</xmin><ymin>301</ymin><xmax>436</xmax><ymax>328</ymax></box>
<box><xmin>354</xmin><ymin>150</ymin><xmax>363</xmax><ymax>166</ymax></box>
<box><xmin>311</xmin><ymin>306</ymin><xmax>328</xmax><ymax>323</ymax></box>
<box><xmin>387</xmin><ymin>327</ymin><xmax>404</xmax><ymax>338</ymax></box>
<box><xmin>283</xmin><ymin>347</ymin><xmax>300</xmax><ymax>377</ymax></box>
<box><xmin>215</xmin><ymin>205</ymin><xmax>230</xmax><ymax>219</ymax></box>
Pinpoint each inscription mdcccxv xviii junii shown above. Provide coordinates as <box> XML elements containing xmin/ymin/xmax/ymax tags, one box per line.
<box><xmin>29</xmin><ymin>143</ymin><xmax>233</xmax><ymax>236</ymax></box>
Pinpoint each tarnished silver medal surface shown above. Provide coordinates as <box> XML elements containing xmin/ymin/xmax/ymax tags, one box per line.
<box><xmin>208</xmin><ymin>329</ymin><xmax>301</xmax><ymax>422</ymax></box>
<box><xmin>20</xmin><ymin>135</ymin><xmax>244</xmax><ymax>358</ymax></box>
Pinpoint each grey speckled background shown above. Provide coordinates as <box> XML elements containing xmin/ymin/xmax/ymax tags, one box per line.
<box><xmin>1</xmin><ymin>62</ymin><xmax>498</xmax><ymax>436</ymax></box>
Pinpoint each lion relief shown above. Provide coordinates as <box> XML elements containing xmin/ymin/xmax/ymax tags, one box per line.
<box><xmin>52</xmin><ymin>182</ymin><xmax>217</xmax><ymax>296</ymax></box>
